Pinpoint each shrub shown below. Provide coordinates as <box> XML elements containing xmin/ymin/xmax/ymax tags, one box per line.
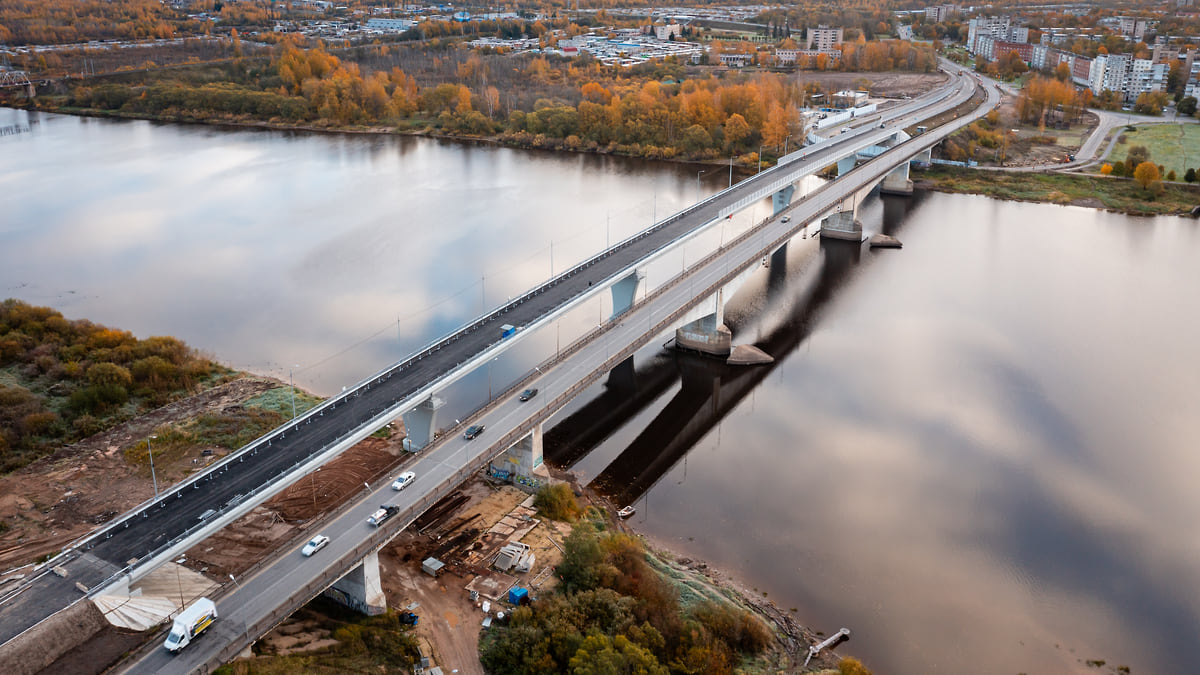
<box><xmin>534</xmin><ymin>482</ymin><xmax>582</xmax><ymax>522</ymax></box>
<box><xmin>840</xmin><ymin>656</ymin><xmax>875</xmax><ymax>675</ymax></box>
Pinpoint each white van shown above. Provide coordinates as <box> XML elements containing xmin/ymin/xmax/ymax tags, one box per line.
<box><xmin>163</xmin><ymin>597</ymin><xmax>217</xmax><ymax>653</ymax></box>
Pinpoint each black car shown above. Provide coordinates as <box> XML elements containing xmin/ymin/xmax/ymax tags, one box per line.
<box><xmin>519</xmin><ymin>388</ymin><xmax>539</xmax><ymax>402</ymax></box>
<box><xmin>464</xmin><ymin>425</ymin><xmax>485</xmax><ymax>440</ymax></box>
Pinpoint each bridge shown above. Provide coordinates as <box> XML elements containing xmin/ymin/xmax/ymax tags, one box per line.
<box><xmin>0</xmin><ymin>62</ymin><xmax>995</xmax><ymax>673</ymax></box>
<box><xmin>0</xmin><ymin>69</ymin><xmax>35</xmax><ymax>98</ymax></box>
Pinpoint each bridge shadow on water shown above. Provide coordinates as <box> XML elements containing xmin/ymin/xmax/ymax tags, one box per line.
<box><xmin>545</xmin><ymin>192</ymin><xmax>921</xmax><ymax>506</ymax></box>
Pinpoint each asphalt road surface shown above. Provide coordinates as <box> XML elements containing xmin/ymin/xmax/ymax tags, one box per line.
<box><xmin>1</xmin><ymin>66</ymin><xmax>979</xmax><ymax>652</ymax></box>
<box><xmin>127</xmin><ymin>66</ymin><xmax>992</xmax><ymax>673</ymax></box>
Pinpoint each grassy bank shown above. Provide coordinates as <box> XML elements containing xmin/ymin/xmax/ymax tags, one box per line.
<box><xmin>916</xmin><ymin>166</ymin><xmax>1200</xmax><ymax>215</ymax></box>
<box><xmin>1118</xmin><ymin>124</ymin><xmax>1200</xmax><ymax>178</ymax></box>
<box><xmin>0</xmin><ymin>300</ymin><xmax>235</xmax><ymax>472</ymax></box>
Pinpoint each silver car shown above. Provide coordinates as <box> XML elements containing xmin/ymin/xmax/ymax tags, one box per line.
<box><xmin>301</xmin><ymin>534</ymin><xmax>330</xmax><ymax>557</ymax></box>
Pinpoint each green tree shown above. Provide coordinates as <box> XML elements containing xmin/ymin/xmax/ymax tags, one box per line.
<box><xmin>557</xmin><ymin>524</ymin><xmax>611</xmax><ymax>593</ymax></box>
<box><xmin>534</xmin><ymin>483</ymin><xmax>582</xmax><ymax>521</ymax></box>
<box><xmin>1125</xmin><ymin>145</ymin><xmax>1150</xmax><ymax>175</ymax></box>
<box><xmin>1178</xmin><ymin>96</ymin><xmax>1198</xmax><ymax>116</ymax></box>
<box><xmin>1185</xmin><ymin>167</ymin><xmax>1197</xmax><ymax>183</ymax></box>
<box><xmin>570</xmin><ymin>634</ymin><xmax>667</xmax><ymax>675</ymax></box>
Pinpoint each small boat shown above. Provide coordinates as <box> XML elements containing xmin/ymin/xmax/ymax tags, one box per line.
<box><xmin>617</xmin><ymin>506</ymin><xmax>635</xmax><ymax>519</ymax></box>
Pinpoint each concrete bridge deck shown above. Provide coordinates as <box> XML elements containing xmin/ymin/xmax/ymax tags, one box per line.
<box><xmin>2</xmin><ymin>62</ymin><xmax>988</xmax><ymax>671</ymax></box>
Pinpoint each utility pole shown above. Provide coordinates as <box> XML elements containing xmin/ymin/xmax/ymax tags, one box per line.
<box><xmin>147</xmin><ymin>435</ymin><xmax>159</xmax><ymax>499</ymax></box>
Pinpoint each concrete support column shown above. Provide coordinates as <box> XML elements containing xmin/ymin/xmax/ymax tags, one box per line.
<box><xmin>836</xmin><ymin>156</ymin><xmax>857</xmax><ymax>176</ymax></box>
<box><xmin>325</xmin><ymin>551</ymin><xmax>386</xmax><ymax>615</ymax></box>
<box><xmin>489</xmin><ymin>422</ymin><xmax>550</xmax><ymax>492</ymax></box>
<box><xmin>820</xmin><ymin>205</ymin><xmax>863</xmax><ymax>242</ymax></box>
<box><xmin>401</xmin><ymin>395</ymin><xmax>444</xmax><ymax>452</ymax></box>
<box><xmin>772</xmin><ymin>184</ymin><xmax>796</xmax><ymax>215</ymax></box>
<box><xmin>610</xmin><ymin>269</ymin><xmax>645</xmax><ymax>319</ymax></box>
<box><xmin>675</xmin><ymin>287</ymin><xmax>732</xmax><ymax>358</ymax></box>
<box><xmin>879</xmin><ymin>162</ymin><xmax>913</xmax><ymax>196</ymax></box>
<box><xmin>916</xmin><ymin>147</ymin><xmax>932</xmax><ymax>163</ymax></box>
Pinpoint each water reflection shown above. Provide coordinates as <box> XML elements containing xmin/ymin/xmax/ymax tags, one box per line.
<box><xmin>6</xmin><ymin>107</ymin><xmax>1200</xmax><ymax>675</ymax></box>
<box><xmin>565</xmin><ymin>194</ymin><xmax>1200</xmax><ymax>675</ymax></box>
<box><xmin>0</xmin><ymin>108</ymin><xmax>729</xmax><ymax>397</ymax></box>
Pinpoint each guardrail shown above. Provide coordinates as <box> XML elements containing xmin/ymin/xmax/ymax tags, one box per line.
<box><xmin>19</xmin><ymin>71</ymin><xmax>982</xmax><ymax>639</ymax></box>
<box><xmin>120</xmin><ymin>74</ymin><xmax>992</xmax><ymax>671</ymax></box>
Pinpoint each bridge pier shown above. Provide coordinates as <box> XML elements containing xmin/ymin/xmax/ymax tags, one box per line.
<box><xmin>325</xmin><ymin>551</ymin><xmax>386</xmax><ymax>615</ymax></box>
<box><xmin>772</xmin><ymin>185</ymin><xmax>796</xmax><ymax>215</ymax></box>
<box><xmin>489</xmin><ymin>422</ymin><xmax>550</xmax><ymax>492</ymax></box>
<box><xmin>879</xmin><ymin>162</ymin><xmax>913</xmax><ymax>196</ymax></box>
<box><xmin>820</xmin><ymin>204</ymin><xmax>863</xmax><ymax>241</ymax></box>
<box><xmin>610</xmin><ymin>269</ymin><xmax>645</xmax><ymax>319</ymax></box>
<box><xmin>401</xmin><ymin>395</ymin><xmax>444</xmax><ymax>452</ymax></box>
<box><xmin>836</xmin><ymin>156</ymin><xmax>857</xmax><ymax>176</ymax></box>
<box><xmin>675</xmin><ymin>288</ymin><xmax>732</xmax><ymax>357</ymax></box>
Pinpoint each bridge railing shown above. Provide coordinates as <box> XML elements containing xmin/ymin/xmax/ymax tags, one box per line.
<box><xmin>129</xmin><ymin>74</ymin><xmax>991</xmax><ymax>669</ymax></box>
<box><xmin>56</xmin><ymin>66</ymin><xmax>982</xmax><ymax>599</ymax></box>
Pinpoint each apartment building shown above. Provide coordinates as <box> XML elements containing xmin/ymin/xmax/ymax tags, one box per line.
<box><xmin>806</xmin><ymin>25</ymin><xmax>844</xmax><ymax>51</ymax></box>
<box><xmin>924</xmin><ymin>4</ymin><xmax>957</xmax><ymax>23</ymax></box>
<box><xmin>967</xmin><ymin>16</ymin><xmax>1029</xmax><ymax>53</ymax></box>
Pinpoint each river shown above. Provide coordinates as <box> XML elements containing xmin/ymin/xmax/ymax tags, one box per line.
<box><xmin>3</xmin><ymin>108</ymin><xmax>1199</xmax><ymax>675</ymax></box>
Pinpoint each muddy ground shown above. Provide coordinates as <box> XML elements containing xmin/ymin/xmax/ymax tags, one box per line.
<box><xmin>0</xmin><ymin>377</ymin><xmax>278</xmax><ymax>573</ymax></box>
<box><xmin>789</xmin><ymin>71</ymin><xmax>948</xmax><ymax>99</ymax></box>
<box><xmin>250</xmin><ymin>480</ymin><xmax>564</xmax><ymax>674</ymax></box>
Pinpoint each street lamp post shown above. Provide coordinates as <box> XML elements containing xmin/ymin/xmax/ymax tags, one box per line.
<box><xmin>289</xmin><ymin>365</ymin><xmax>299</xmax><ymax>419</ymax></box>
<box><xmin>758</xmin><ymin>144</ymin><xmax>766</xmax><ymax>172</ymax></box>
<box><xmin>729</xmin><ymin>156</ymin><xmax>734</xmax><ymax>187</ymax></box>
<box><xmin>147</xmin><ymin>435</ymin><xmax>159</xmax><ymax>499</ymax></box>
<box><xmin>696</xmin><ymin>169</ymin><xmax>706</xmax><ymax>202</ymax></box>
<box><xmin>784</xmin><ymin>134</ymin><xmax>792</xmax><ymax>155</ymax></box>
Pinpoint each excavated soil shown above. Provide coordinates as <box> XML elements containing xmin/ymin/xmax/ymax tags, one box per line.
<box><xmin>251</xmin><ymin>480</ymin><xmax>568</xmax><ymax>675</ymax></box>
<box><xmin>0</xmin><ymin>377</ymin><xmax>278</xmax><ymax>573</ymax></box>
<box><xmin>182</xmin><ymin>436</ymin><xmax>406</xmax><ymax>581</ymax></box>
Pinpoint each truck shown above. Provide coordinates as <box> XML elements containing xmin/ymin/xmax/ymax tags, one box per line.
<box><xmin>367</xmin><ymin>504</ymin><xmax>400</xmax><ymax>526</ymax></box>
<box><xmin>163</xmin><ymin>597</ymin><xmax>217</xmax><ymax>653</ymax></box>
<box><xmin>501</xmin><ymin>324</ymin><xmax>517</xmax><ymax>339</ymax></box>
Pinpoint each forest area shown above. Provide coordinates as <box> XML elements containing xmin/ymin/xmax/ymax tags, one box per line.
<box><xmin>0</xmin><ymin>300</ymin><xmax>230</xmax><ymax>473</ymax></box>
<box><xmin>483</xmin><ymin>485</ymin><xmax>872</xmax><ymax>674</ymax></box>
<box><xmin>52</xmin><ymin>37</ymin><xmax>935</xmax><ymax>163</ymax></box>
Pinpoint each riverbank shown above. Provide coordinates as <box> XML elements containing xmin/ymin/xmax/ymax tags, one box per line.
<box><xmin>22</xmin><ymin>102</ymin><xmax>774</xmax><ymax>171</ymax></box>
<box><xmin>915</xmin><ymin>165</ymin><xmax>1200</xmax><ymax>215</ymax></box>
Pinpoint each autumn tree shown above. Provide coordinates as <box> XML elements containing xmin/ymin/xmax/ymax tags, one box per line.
<box><xmin>722</xmin><ymin>113</ymin><xmax>751</xmax><ymax>151</ymax></box>
<box><xmin>1133</xmin><ymin>161</ymin><xmax>1160</xmax><ymax>191</ymax></box>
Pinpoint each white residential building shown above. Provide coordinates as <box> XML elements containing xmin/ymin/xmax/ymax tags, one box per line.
<box><xmin>967</xmin><ymin>16</ymin><xmax>1029</xmax><ymax>53</ymax></box>
<box><xmin>1118</xmin><ymin>17</ymin><xmax>1152</xmax><ymax>41</ymax></box>
<box><xmin>806</xmin><ymin>26</ymin><xmax>843</xmax><ymax>51</ymax></box>
<box><xmin>654</xmin><ymin>23</ymin><xmax>683</xmax><ymax>41</ymax></box>
<box><xmin>924</xmin><ymin>4</ymin><xmax>957</xmax><ymax>23</ymax></box>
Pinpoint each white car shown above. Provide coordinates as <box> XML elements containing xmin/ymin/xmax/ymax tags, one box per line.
<box><xmin>301</xmin><ymin>534</ymin><xmax>330</xmax><ymax>557</ymax></box>
<box><xmin>391</xmin><ymin>471</ymin><xmax>416</xmax><ymax>491</ymax></box>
